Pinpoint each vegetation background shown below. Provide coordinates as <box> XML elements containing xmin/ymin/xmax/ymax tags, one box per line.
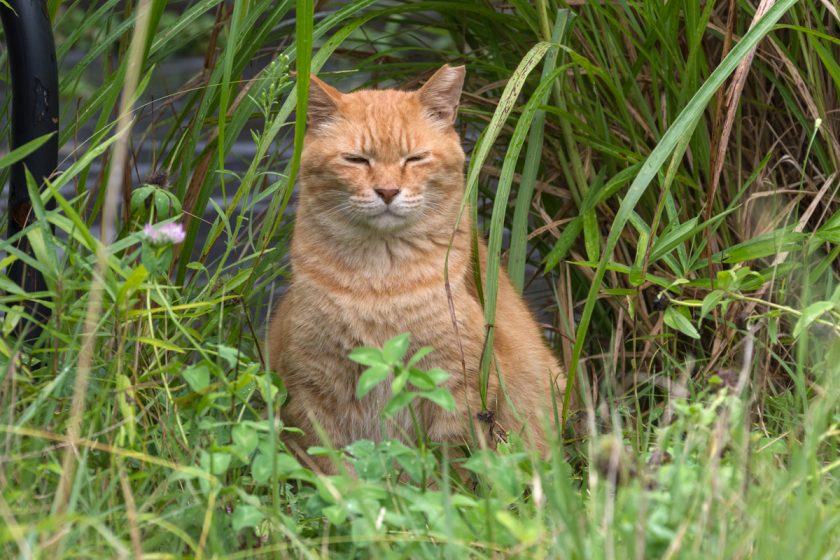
<box><xmin>1</xmin><ymin>0</ymin><xmax>839</xmax><ymax>557</ymax></box>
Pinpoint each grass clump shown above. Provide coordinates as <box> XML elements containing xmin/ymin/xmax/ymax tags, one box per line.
<box><xmin>1</xmin><ymin>0</ymin><xmax>839</xmax><ymax>557</ymax></box>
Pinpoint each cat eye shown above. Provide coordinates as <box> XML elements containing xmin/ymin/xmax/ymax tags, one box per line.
<box><xmin>341</xmin><ymin>154</ymin><xmax>370</xmax><ymax>166</ymax></box>
<box><xmin>403</xmin><ymin>152</ymin><xmax>430</xmax><ymax>165</ymax></box>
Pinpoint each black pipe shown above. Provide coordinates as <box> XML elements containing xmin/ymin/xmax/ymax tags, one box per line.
<box><xmin>1</xmin><ymin>0</ymin><xmax>59</xmax><ymax>339</ymax></box>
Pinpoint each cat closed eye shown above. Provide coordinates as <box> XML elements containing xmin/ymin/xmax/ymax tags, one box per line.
<box><xmin>342</xmin><ymin>154</ymin><xmax>370</xmax><ymax>165</ymax></box>
<box><xmin>404</xmin><ymin>153</ymin><xmax>430</xmax><ymax>165</ymax></box>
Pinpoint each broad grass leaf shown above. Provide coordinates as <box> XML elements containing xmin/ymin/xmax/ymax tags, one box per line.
<box><xmin>793</xmin><ymin>301</ymin><xmax>834</xmax><ymax>338</ymax></box>
<box><xmin>816</xmin><ymin>223</ymin><xmax>840</xmax><ymax>244</ymax></box>
<box><xmin>651</xmin><ymin>216</ymin><xmax>725</xmax><ymax>262</ymax></box>
<box><xmin>544</xmin><ymin>165</ymin><xmax>640</xmax><ymax>271</ymax></box>
<box><xmin>0</xmin><ymin>132</ymin><xmax>56</xmax><ymax>170</ymax></box>
<box><xmin>629</xmin><ymin>229</ymin><xmax>649</xmax><ymax>286</ymax></box>
<box><xmin>116</xmin><ymin>374</ymin><xmax>137</xmax><ymax>445</ymax></box>
<box><xmin>0</xmin><ymin>275</ymin><xmax>25</xmax><ymax>296</ymax></box>
<box><xmin>701</xmin><ymin>290</ymin><xmax>725</xmax><ymax>319</ymax></box>
<box><xmin>288</xmin><ymin>0</ymin><xmax>313</xmax><ymax>192</ymax></box>
<box><xmin>117</xmin><ymin>264</ymin><xmax>149</xmax><ymax>306</ymax></box>
<box><xmin>509</xmin><ymin>9</ymin><xmax>572</xmax><ymax>291</ymax></box>
<box><xmin>133</xmin><ymin>337</ymin><xmax>184</xmax><ymax>353</ymax></box>
<box><xmin>664</xmin><ymin>307</ymin><xmax>701</xmax><ymax>339</ymax></box>
<box><xmin>583</xmin><ymin>208</ymin><xmax>600</xmax><ymax>263</ymax></box>
<box><xmin>832</xmin><ymin>284</ymin><xmax>840</xmax><ymax>305</ymax></box>
<box><xmin>478</xmin><ymin>46</ymin><xmax>564</xmax><ymax>409</ymax></box>
<box><xmin>721</xmin><ymin>230</ymin><xmax>806</xmax><ymax>264</ymax></box>
<box><xmin>1</xmin><ymin>306</ymin><xmax>22</xmax><ymax>340</ymax></box>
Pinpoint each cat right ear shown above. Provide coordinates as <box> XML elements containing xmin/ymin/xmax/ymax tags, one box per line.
<box><xmin>418</xmin><ymin>64</ymin><xmax>466</xmax><ymax>126</ymax></box>
<box><xmin>307</xmin><ymin>75</ymin><xmax>342</xmax><ymax>131</ymax></box>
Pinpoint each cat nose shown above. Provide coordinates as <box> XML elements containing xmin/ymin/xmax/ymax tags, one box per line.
<box><xmin>374</xmin><ymin>188</ymin><xmax>400</xmax><ymax>204</ymax></box>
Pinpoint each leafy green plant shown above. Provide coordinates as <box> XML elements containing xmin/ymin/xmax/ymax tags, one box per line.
<box><xmin>351</xmin><ymin>333</ymin><xmax>455</xmax><ymax>418</ymax></box>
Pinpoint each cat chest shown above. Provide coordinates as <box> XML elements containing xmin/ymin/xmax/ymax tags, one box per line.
<box><xmin>296</xmin><ymin>279</ymin><xmax>482</xmax><ymax>352</ymax></box>
<box><xmin>328</xmin><ymin>286</ymin><xmax>454</xmax><ymax>338</ymax></box>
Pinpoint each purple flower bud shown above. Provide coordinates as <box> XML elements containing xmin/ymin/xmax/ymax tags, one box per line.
<box><xmin>142</xmin><ymin>222</ymin><xmax>186</xmax><ymax>246</ymax></box>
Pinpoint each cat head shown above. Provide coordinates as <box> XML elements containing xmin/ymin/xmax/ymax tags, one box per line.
<box><xmin>299</xmin><ymin>65</ymin><xmax>466</xmax><ymax>235</ymax></box>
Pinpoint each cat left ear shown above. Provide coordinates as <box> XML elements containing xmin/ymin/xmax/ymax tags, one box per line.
<box><xmin>307</xmin><ymin>74</ymin><xmax>343</xmax><ymax>131</ymax></box>
<box><xmin>417</xmin><ymin>64</ymin><xmax>465</xmax><ymax>126</ymax></box>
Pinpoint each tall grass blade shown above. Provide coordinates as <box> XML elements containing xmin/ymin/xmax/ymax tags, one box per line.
<box><xmin>508</xmin><ymin>9</ymin><xmax>572</xmax><ymax>292</ymax></box>
<box><xmin>561</xmin><ymin>0</ymin><xmax>799</xmax><ymax>426</ymax></box>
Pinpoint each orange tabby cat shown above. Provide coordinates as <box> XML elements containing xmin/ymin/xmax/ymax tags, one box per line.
<box><xmin>268</xmin><ymin>65</ymin><xmax>565</xmax><ymax>469</ymax></box>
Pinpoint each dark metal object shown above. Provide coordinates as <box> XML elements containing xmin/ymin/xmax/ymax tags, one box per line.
<box><xmin>1</xmin><ymin>0</ymin><xmax>59</xmax><ymax>339</ymax></box>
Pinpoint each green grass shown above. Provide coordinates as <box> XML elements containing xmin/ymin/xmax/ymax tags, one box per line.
<box><xmin>1</xmin><ymin>0</ymin><xmax>839</xmax><ymax>557</ymax></box>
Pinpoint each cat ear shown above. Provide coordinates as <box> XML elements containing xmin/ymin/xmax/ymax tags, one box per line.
<box><xmin>307</xmin><ymin>75</ymin><xmax>343</xmax><ymax>130</ymax></box>
<box><xmin>417</xmin><ymin>64</ymin><xmax>465</xmax><ymax>126</ymax></box>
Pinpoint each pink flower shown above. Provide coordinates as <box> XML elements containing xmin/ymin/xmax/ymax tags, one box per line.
<box><xmin>143</xmin><ymin>222</ymin><xmax>186</xmax><ymax>246</ymax></box>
